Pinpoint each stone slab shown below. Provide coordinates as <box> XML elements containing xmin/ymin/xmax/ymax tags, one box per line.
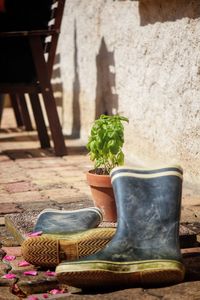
<box><xmin>4</xmin><ymin>211</ymin><xmax>199</xmax><ymax>249</ymax></box>
<box><xmin>2</xmin><ymin>247</ymin><xmax>21</xmax><ymax>257</ymax></box>
<box><xmin>4</xmin><ymin>181</ymin><xmax>37</xmax><ymax>194</ymax></box>
<box><xmin>0</xmin><ymin>226</ymin><xmax>20</xmax><ymax>247</ymax></box>
<box><xmin>21</xmin><ymin>282</ymin><xmax>200</xmax><ymax>300</ymax></box>
<box><xmin>4</xmin><ymin>211</ymin><xmax>40</xmax><ymax>244</ymax></box>
<box><xmin>0</xmin><ymin>217</ymin><xmax>5</xmax><ymax>226</ymax></box>
<box><xmin>0</xmin><ymin>287</ymin><xmax>19</xmax><ymax>300</ymax></box>
<box><xmin>0</xmin><ymin>203</ymin><xmax>23</xmax><ymax>215</ymax></box>
<box><xmin>18</xmin><ymin>274</ymin><xmax>60</xmax><ymax>296</ymax></box>
<box><xmin>0</xmin><ymin>260</ymin><xmax>11</xmax><ymax>276</ymax></box>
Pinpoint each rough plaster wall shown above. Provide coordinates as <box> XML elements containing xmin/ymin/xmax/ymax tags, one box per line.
<box><xmin>58</xmin><ymin>0</ymin><xmax>200</xmax><ymax>186</ymax></box>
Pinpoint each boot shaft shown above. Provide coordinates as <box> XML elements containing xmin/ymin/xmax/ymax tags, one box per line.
<box><xmin>110</xmin><ymin>166</ymin><xmax>183</xmax><ymax>261</ymax></box>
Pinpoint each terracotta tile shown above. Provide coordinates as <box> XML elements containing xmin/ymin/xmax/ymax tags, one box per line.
<box><xmin>2</xmin><ymin>247</ymin><xmax>22</xmax><ymax>257</ymax></box>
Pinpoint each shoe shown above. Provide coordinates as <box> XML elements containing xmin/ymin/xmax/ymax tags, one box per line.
<box><xmin>21</xmin><ymin>227</ymin><xmax>115</xmax><ymax>268</ymax></box>
<box><xmin>34</xmin><ymin>207</ymin><xmax>103</xmax><ymax>234</ymax></box>
<box><xmin>56</xmin><ymin>165</ymin><xmax>185</xmax><ymax>288</ymax></box>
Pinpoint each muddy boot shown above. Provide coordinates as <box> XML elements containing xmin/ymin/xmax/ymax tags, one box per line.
<box><xmin>21</xmin><ymin>227</ymin><xmax>116</xmax><ymax>268</ymax></box>
<box><xmin>34</xmin><ymin>207</ymin><xmax>103</xmax><ymax>234</ymax></box>
<box><xmin>56</xmin><ymin>165</ymin><xmax>185</xmax><ymax>288</ymax></box>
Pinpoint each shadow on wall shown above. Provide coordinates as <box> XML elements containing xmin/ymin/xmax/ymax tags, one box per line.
<box><xmin>52</xmin><ymin>53</ymin><xmax>63</xmax><ymax>110</ymax></box>
<box><xmin>71</xmin><ymin>20</ymin><xmax>81</xmax><ymax>138</ymax></box>
<box><xmin>62</xmin><ymin>20</ymin><xmax>81</xmax><ymax>139</ymax></box>
<box><xmin>139</xmin><ymin>0</ymin><xmax>200</xmax><ymax>25</ymax></box>
<box><xmin>95</xmin><ymin>37</ymin><xmax>118</xmax><ymax>119</ymax></box>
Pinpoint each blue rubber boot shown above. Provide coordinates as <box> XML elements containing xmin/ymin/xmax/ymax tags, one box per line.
<box><xmin>56</xmin><ymin>165</ymin><xmax>185</xmax><ymax>288</ymax></box>
<box><xmin>34</xmin><ymin>207</ymin><xmax>103</xmax><ymax>234</ymax></box>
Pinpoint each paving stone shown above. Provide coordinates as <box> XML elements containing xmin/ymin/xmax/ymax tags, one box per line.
<box><xmin>4</xmin><ymin>212</ymin><xmax>40</xmax><ymax>244</ymax></box>
<box><xmin>40</xmin><ymin>188</ymin><xmax>92</xmax><ymax>204</ymax></box>
<box><xmin>22</xmin><ymin>292</ymin><xmax>72</xmax><ymax>300</ymax></box>
<box><xmin>0</xmin><ymin>203</ymin><xmax>22</xmax><ymax>215</ymax></box>
<box><xmin>18</xmin><ymin>201</ymin><xmax>59</xmax><ymax>212</ymax></box>
<box><xmin>32</xmin><ymin>179</ymin><xmax>68</xmax><ymax>191</ymax></box>
<box><xmin>0</xmin><ymin>174</ymin><xmax>28</xmax><ymax>184</ymax></box>
<box><xmin>0</xmin><ymin>260</ymin><xmax>10</xmax><ymax>276</ymax></box>
<box><xmin>147</xmin><ymin>281</ymin><xmax>200</xmax><ymax>299</ymax></box>
<box><xmin>0</xmin><ymin>155</ymin><xmax>10</xmax><ymax>162</ymax></box>
<box><xmin>3</xmin><ymin>148</ymin><xmax>54</xmax><ymax>160</ymax></box>
<box><xmin>55</xmin><ymin>288</ymin><xmax>159</xmax><ymax>299</ymax></box>
<box><xmin>26</xmin><ymin>168</ymin><xmax>60</xmax><ymax>180</ymax></box>
<box><xmin>11</xmin><ymin>191</ymin><xmax>47</xmax><ymax>203</ymax></box>
<box><xmin>17</xmin><ymin>159</ymin><xmax>55</xmax><ymax>169</ymax></box>
<box><xmin>2</xmin><ymin>247</ymin><xmax>21</xmax><ymax>257</ymax></box>
<box><xmin>0</xmin><ymin>287</ymin><xmax>19</xmax><ymax>300</ymax></box>
<box><xmin>0</xmin><ymin>226</ymin><xmax>20</xmax><ymax>247</ymax></box>
<box><xmin>0</xmin><ymin>194</ymin><xmax>18</xmax><ymax>204</ymax></box>
<box><xmin>0</xmin><ymin>248</ymin><xmax>6</xmax><ymax>260</ymax></box>
<box><xmin>182</xmin><ymin>249</ymin><xmax>200</xmax><ymax>281</ymax></box>
<box><xmin>0</xmin><ymin>217</ymin><xmax>5</xmax><ymax>225</ymax></box>
<box><xmin>4</xmin><ymin>181</ymin><xmax>37</xmax><ymax>194</ymax></box>
<box><xmin>40</xmin><ymin>158</ymin><xmax>70</xmax><ymax>168</ymax></box>
<box><xmin>0</xmin><ymin>276</ymin><xmax>17</xmax><ymax>287</ymax></box>
<box><xmin>8</xmin><ymin>256</ymin><xmax>36</xmax><ymax>273</ymax></box>
<box><xmin>18</xmin><ymin>272</ymin><xmax>60</xmax><ymax>296</ymax></box>
<box><xmin>0</xmin><ymin>185</ymin><xmax>6</xmax><ymax>193</ymax></box>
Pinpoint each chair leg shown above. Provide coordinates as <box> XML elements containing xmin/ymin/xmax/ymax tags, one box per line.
<box><xmin>19</xmin><ymin>94</ymin><xmax>33</xmax><ymax>131</ymax></box>
<box><xmin>29</xmin><ymin>36</ymin><xmax>67</xmax><ymax>156</ymax></box>
<box><xmin>41</xmin><ymin>89</ymin><xmax>67</xmax><ymax>156</ymax></box>
<box><xmin>0</xmin><ymin>94</ymin><xmax>4</xmax><ymax>126</ymax></box>
<box><xmin>10</xmin><ymin>94</ymin><xmax>24</xmax><ymax>127</ymax></box>
<box><xmin>29</xmin><ymin>93</ymin><xmax>51</xmax><ymax>149</ymax></box>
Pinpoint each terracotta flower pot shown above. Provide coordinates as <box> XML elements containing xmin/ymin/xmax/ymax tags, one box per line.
<box><xmin>86</xmin><ymin>171</ymin><xmax>117</xmax><ymax>223</ymax></box>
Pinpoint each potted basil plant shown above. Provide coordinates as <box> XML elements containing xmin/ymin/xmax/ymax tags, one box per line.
<box><xmin>86</xmin><ymin>114</ymin><xmax>129</xmax><ymax>222</ymax></box>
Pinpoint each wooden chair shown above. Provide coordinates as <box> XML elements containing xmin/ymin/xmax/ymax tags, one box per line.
<box><xmin>0</xmin><ymin>0</ymin><xmax>67</xmax><ymax>156</ymax></box>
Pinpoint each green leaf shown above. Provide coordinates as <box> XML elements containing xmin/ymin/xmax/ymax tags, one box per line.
<box><xmin>87</xmin><ymin>114</ymin><xmax>128</xmax><ymax>173</ymax></box>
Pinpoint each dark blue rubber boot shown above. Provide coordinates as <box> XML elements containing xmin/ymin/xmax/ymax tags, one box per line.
<box><xmin>56</xmin><ymin>165</ymin><xmax>185</xmax><ymax>288</ymax></box>
<box><xmin>34</xmin><ymin>207</ymin><xmax>103</xmax><ymax>234</ymax></box>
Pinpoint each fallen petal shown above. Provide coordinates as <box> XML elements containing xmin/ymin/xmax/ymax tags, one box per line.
<box><xmin>27</xmin><ymin>296</ymin><xmax>39</xmax><ymax>300</ymax></box>
<box><xmin>45</xmin><ymin>271</ymin><xmax>56</xmax><ymax>277</ymax></box>
<box><xmin>18</xmin><ymin>261</ymin><xmax>30</xmax><ymax>267</ymax></box>
<box><xmin>23</xmin><ymin>271</ymin><xmax>38</xmax><ymax>276</ymax></box>
<box><xmin>27</xmin><ymin>231</ymin><xmax>43</xmax><ymax>237</ymax></box>
<box><xmin>49</xmin><ymin>289</ymin><xmax>64</xmax><ymax>295</ymax></box>
<box><xmin>42</xmin><ymin>294</ymin><xmax>49</xmax><ymax>298</ymax></box>
<box><xmin>2</xmin><ymin>273</ymin><xmax>16</xmax><ymax>279</ymax></box>
<box><xmin>3</xmin><ymin>255</ymin><xmax>16</xmax><ymax>261</ymax></box>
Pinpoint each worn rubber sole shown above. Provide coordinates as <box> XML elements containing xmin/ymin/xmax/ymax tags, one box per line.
<box><xmin>56</xmin><ymin>260</ymin><xmax>185</xmax><ymax>288</ymax></box>
<box><xmin>21</xmin><ymin>228</ymin><xmax>115</xmax><ymax>268</ymax></box>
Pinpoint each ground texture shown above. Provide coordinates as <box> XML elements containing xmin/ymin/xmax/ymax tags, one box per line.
<box><xmin>0</xmin><ymin>108</ymin><xmax>200</xmax><ymax>299</ymax></box>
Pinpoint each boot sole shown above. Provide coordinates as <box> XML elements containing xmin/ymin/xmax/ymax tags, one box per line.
<box><xmin>56</xmin><ymin>259</ymin><xmax>185</xmax><ymax>287</ymax></box>
<box><xmin>21</xmin><ymin>228</ymin><xmax>115</xmax><ymax>268</ymax></box>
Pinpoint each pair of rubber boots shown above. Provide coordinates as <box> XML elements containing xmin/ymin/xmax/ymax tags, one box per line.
<box><xmin>22</xmin><ymin>165</ymin><xmax>185</xmax><ymax>288</ymax></box>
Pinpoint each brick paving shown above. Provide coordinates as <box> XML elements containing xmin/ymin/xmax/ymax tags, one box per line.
<box><xmin>0</xmin><ymin>108</ymin><xmax>200</xmax><ymax>299</ymax></box>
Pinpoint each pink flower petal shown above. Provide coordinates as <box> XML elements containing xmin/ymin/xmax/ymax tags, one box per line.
<box><xmin>27</xmin><ymin>296</ymin><xmax>39</xmax><ymax>300</ymax></box>
<box><xmin>18</xmin><ymin>261</ymin><xmax>30</xmax><ymax>267</ymax></box>
<box><xmin>45</xmin><ymin>271</ymin><xmax>56</xmax><ymax>277</ymax></box>
<box><xmin>27</xmin><ymin>231</ymin><xmax>43</xmax><ymax>237</ymax></box>
<box><xmin>23</xmin><ymin>270</ymin><xmax>38</xmax><ymax>276</ymax></box>
<box><xmin>49</xmin><ymin>289</ymin><xmax>64</xmax><ymax>295</ymax></box>
<box><xmin>2</xmin><ymin>273</ymin><xmax>16</xmax><ymax>279</ymax></box>
<box><xmin>42</xmin><ymin>294</ymin><xmax>49</xmax><ymax>298</ymax></box>
<box><xmin>3</xmin><ymin>255</ymin><xmax>16</xmax><ymax>261</ymax></box>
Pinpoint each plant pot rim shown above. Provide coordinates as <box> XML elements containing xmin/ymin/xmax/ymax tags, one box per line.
<box><xmin>86</xmin><ymin>170</ymin><xmax>112</xmax><ymax>188</ymax></box>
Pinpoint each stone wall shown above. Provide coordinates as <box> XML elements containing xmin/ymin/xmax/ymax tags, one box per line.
<box><xmin>56</xmin><ymin>0</ymin><xmax>200</xmax><ymax>186</ymax></box>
